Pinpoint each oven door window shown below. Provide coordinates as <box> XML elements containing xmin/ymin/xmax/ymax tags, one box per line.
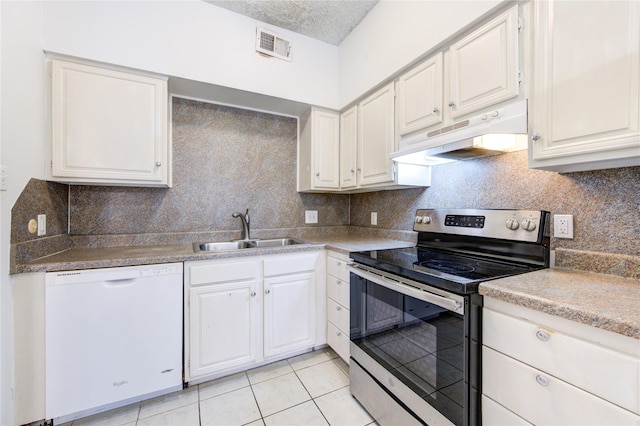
<box><xmin>351</xmin><ymin>275</ymin><xmax>466</xmax><ymax>426</ymax></box>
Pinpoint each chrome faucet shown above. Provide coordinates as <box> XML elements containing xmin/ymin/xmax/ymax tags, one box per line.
<box><xmin>232</xmin><ymin>209</ymin><xmax>251</xmax><ymax>241</ymax></box>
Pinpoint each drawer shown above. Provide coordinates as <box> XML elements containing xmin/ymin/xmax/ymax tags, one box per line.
<box><xmin>327</xmin><ymin>322</ymin><xmax>350</xmax><ymax>363</ymax></box>
<box><xmin>482</xmin><ymin>395</ymin><xmax>531</xmax><ymax>426</ymax></box>
<box><xmin>264</xmin><ymin>252</ymin><xmax>319</xmax><ymax>277</ymax></box>
<box><xmin>327</xmin><ymin>298</ymin><xmax>349</xmax><ymax>332</ymax></box>
<box><xmin>327</xmin><ymin>256</ymin><xmax>350</xmax><ymax>282</ymax></box>
<box><xmin>484</xmin><ymin>308</ymin><xmax>640</xmax><ymax>414</ymax></box>
<box><xmin>327</xmin><ymin>275</ymin><xmax>349</xmax><ymax>308</ymax></box>
<box><xmin>187</xmin><ymin>258</ymin><xmax>260</xmax><ymax>285</ymax></box>
<box><xmin>483</xmin><ymin>347</ymin><xmax>639</xmax><ymax>425</ymax></box>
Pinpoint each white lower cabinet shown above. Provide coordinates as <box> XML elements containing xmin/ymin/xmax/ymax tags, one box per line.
<box><xmin>186</xmin><ymin>258</ymin><xmax>261</xmax><ymax>380</ymax></box>
<box><xmin>264</xmin><ymin>272</ymin><xmax>316</xmax><ymax>358</ymax></box>
<box><xmin>185</xmin><ymin>251</ymin><xmax>322</xmax><ymax>382</ymax></box>
<box><xmin>326</xmin><ymin>250</ymin><xmax>351</xmax><ymax>363</ymax></box>
<box><xmin>482</xmin><ymin>297</ymin><xmax>640</xmax><ymax>425</ymax></box>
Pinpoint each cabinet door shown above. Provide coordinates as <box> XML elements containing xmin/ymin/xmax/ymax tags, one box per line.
<box><xmin>358</xmin><ymin>83</ymin><xmax>396</xmax><ymax>186</ymax></box>
<box><xmin>189</xmin><ymin>280</ymin><xmax>260</xmax><ymax>379</ymax></box>
<box><xmin>529</xmin><ymin>1</ymin><xmax>640</xmax><ymax>172</ymax></box>
<box><xmin>312</xmin><ymin>110</ymin><xmax>340</xmax><ymax>189</ymax></box>
<box><xmin>264</xmin><ymin>272</ymin><xmax>316</xmax><ymax>358</ymax></box>
<box><xmin>448</xmin><ymin>5</ymin><xmax>519</xmax><ymax>118</ymax></box>
<box><xmin>396</xmin><ymin>52</ymin><xmax>444</xmax><ymax>136</ymax></box>
<box><xmin>50</xmin><ymin>60</ymin><xmax>170</xmax><ymax>186</ymax></box>
<box><xmin>339</xmin><ymin>106</ymin><xmax>358</xmax><ymax>189</ymax></box>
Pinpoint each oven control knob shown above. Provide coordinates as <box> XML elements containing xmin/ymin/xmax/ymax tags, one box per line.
<box><xmin>521</xmin><ymin>218</ymin><xmax>537</xmax><ymax>232</ymax></box>
<box><xmin>505</xmin><ymin>218</ymin><xmax>519</xmax><ymax>230</ymax></box>
<box><xmin>415</xmin><ymin>215</ymin><xmax>423</xmax><ymax>223</ymax></box>
<box><xmin>422</xmin><ymin>216</ymin><xmax>432</xmax><ymax>224</ymax></box>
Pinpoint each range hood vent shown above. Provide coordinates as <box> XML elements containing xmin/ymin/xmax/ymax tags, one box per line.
<box><xmin>256</xmin><ymin>28</ymin><xmax>292</xmax><ymax>62</ymax></box>
<box><xmin>391</xmin><ymin>100</ymin><xmax>528</xmax><ymax>165</ymax></box>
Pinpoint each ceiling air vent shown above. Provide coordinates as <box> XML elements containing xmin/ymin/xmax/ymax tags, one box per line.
<box><xmin>256</xmin><ymin>28</ymin><xmax>292</xmax><ymax>62</ymax></box>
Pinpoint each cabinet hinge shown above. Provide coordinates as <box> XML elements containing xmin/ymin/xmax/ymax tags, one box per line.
<box><xmin>392</xmin><ymin>163</ymin><xmax>397</xmax><ymax>179</ymax></box>
<box><xmin>517</xmin><ymin>16</ymin><xmax>523</xmax><ymax>31</ymax></box>
<box><xmin>518</xmin><ymin>71</ymin><xmax>523</xmax><ymax>86</ymax></box>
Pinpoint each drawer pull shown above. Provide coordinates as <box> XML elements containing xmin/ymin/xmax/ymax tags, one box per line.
<box><xmin>536</xmin><ymin>374</ymin><xmax>549</xmax><ymax>387</ymax></box>
<box><xmin>336</xmin><ymin>306</ymin><xmax>342</xmax><ymax>311</ymax></box>
<box><xmin>336</xmin><ymin>331</ymin><xmax>341</xmax><ymax>337</ymax></box>
<box><xmin>536</xmin><ymin>329</ymin><xmax>550</xmax><ymax>342</ymax></box>
<box><xmin>336</xmin><ymin>279</ymin><xmax>341</xmax><ymax>285</ymax></box>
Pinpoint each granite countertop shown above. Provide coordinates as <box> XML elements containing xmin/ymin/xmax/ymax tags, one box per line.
<box><xmin>479</xmin><ymin>268</ymin><xmax>640</xmax><ymax>339</ymax></box>
<box><xmin>16</xmin><ymin>235</ymin><xmax>415</xmax><ymax>273</ymax></box>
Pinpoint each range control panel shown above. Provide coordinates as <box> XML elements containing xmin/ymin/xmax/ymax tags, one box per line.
<box><xmin>414</xmin><ymin>209</ymin><xmax>549</xmax><ymax>243</ymax></box>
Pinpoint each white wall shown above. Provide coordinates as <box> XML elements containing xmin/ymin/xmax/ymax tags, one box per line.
<box><xmin>338</xmin><ymin>0</ymin><xmax>503</xmax><ymax>107</ymax></box>
<box><xmin>42</xmin><ymin>0</ymin><xmax>340</xmax><ymax>110</ymax></box>
<box><xmin>0</xmin><ymin>2</ymin><xmax>47</xmax><ymax>424</ymax></box>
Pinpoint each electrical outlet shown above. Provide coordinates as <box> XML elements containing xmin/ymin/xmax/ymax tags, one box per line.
<box><xmin>37</xmin><ymin>214</ymin><xmax>47</xmax><ymax>236</ymax></box>
<box><xmin>553</xmin><ymin>214</ymin><xmax>573</xmax><ymax>239</ymax></box>
<box><xmin>305</xmin><ymin>210</ymin><xmax>318</xmax><ymax>224</ymax></box>
<box><xmin>371</xmin><ymin>212</ymin><xmax>378</xmax><ymax>226</ymax></box>
<box><xmin>0</xmin><ymin>164</ymin><xmax>7</xmax><ymax>191</ymax></box>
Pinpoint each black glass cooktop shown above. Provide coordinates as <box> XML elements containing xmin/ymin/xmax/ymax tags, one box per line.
<box><xmin>350</xmin><ymin>246</ymin><xmax>541</xmax><ymax>295</ymax></box>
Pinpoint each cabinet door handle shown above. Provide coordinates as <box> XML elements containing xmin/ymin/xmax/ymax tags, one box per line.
<box><xmin>265</xmin><ymin>289</ymin><xmax>271</xmax><ymax>295</ymax></box>
<box><xmin>432</xmin><ymin>107</ymin><xmax>439</xmax><ymax>113</ymax></box>
<box><xmin>316</xmin><ymin>172</ymin><xmax>320</xmax><ymax>177</ymax></box>
<box><xmin>155</xmin><ymin>161</ymin><xmax>162</xmax><ymax>167</ymax></box>
<box><xmin>350</xmin><ymin>169</ymin><xmax>355</xmax><ymax>174</ymax></box>
<box><xmin>536</xmin><ymin>329</ymin><xmax>550</xmax><ymax>342</ymax></box>
<box><xmin>536</xmin><ymin>374</ymin><xmax>549</xmax><ymax>387</ymax></box>
<box><xmin>532</xmin><ymin>133</ymin><xmax>542</xmax><ymax>141</ymax></box>
<box><xmin>448</xmin><ymin>101</ymin><xmax>455</xmax><ymax>108</ymax></box>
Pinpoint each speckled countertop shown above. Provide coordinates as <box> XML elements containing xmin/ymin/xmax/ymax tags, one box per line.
<box><xmin>479</xmin><ymin>268</ymin><xmax>640</xmax><ymax>339</ymax></box>
<box><xmin>15</xmin><ymin>235</ymin><xmax>415</xmax><ymax>274</ymax></box>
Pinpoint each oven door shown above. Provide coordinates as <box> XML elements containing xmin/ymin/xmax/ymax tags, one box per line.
<box><xmin>348</xmin><ymin>263</ymin><xmax>479</xmax><ymax>426</ymax></box>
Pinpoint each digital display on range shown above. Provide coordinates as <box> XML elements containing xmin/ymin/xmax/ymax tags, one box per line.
<box><xmin>444</xmin><ymin>215</ymin><xmax>485</xmax><ymax>228</ymax></box>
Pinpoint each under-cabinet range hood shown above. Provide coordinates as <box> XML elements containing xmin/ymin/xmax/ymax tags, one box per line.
<box><xmin>391</xmin><ymin>100</ymin><xmax>528</xmax><ymax>165</ymax></box>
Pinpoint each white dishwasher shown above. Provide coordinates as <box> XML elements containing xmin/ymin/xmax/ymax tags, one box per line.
<box><xmin>45</xmin><ymin>263</ymin><xmax>183</xmax><ymax>422</ymax></box>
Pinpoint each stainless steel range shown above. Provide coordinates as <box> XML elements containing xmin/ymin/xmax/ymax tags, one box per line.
<box><xmin>347</xmin><ymin>208</ymin><xmax>551</xmax><ymax>426</ymax></box>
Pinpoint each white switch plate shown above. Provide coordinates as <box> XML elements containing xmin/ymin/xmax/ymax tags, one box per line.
<box><xmin>0</xmin><ymin>164</ymin><xmax>7</xmax><ymax>191</ymax></box>
<box><xmin>371</xmin><ymin>212</ymin><xmax>378</xmax><ymax>226</ymax></box>
<box><xmin>305</xmin><ymin>210</ymin><xmax>318</xmax><ymax>224</ymax></box>
<box><xmin>37</xmin><ymin>214</ymin><xmax>46</xmax><ymax>236</ymax></box>
<box><xmin>553</xmin><ymin>214</ymin><xmax>573</xmax><ymax>239</ymax></box>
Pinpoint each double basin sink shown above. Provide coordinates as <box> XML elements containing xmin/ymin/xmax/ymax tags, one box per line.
<box><xmin>193</xmin><ymin>238</ymin><xmax>306</xmax><ymax>252</ymax></box>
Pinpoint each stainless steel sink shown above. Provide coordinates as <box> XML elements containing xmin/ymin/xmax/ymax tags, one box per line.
<box><xmin>193</xmin><ymin>238</ymin><xmax>306</xmax><ymax>252</ymax></box>
<box><xmin>193</xmin><ymin>241</ymin><xmax>252</xmax><ymax>252</ymax></box>
<box><xmin>247</xmin><ymin>238</ymin><xmax>305</xmax><ymax>248</ymax></box>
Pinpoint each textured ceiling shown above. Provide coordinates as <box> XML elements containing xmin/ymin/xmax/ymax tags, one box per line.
<box><xmin>205</xmin><ymin>0</ymin><xmax>379</xmax><ymax>45</ymax></box>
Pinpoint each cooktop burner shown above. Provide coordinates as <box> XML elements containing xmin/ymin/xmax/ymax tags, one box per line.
<box><xmin>418</xmin><ymin>260</ymin><xmax>476</xmax><ymax>273</ymax></box>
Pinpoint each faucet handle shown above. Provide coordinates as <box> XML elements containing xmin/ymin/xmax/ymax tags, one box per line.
<box><xmin>245</xmin><ymin>208</ymin><xmax>250</xmax><ymax>224</ymax></box>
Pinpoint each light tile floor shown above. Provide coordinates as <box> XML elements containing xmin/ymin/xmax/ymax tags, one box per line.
<box><xmin>65</xmin><ymin>348</ymin><xmax>375</xmax><ymax>426</ymax></box>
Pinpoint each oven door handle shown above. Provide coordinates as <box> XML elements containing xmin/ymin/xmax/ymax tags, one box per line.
<box><xmin>347</xmin><ymin>263</ymin><xmax>464</xmax><ymax>314</ymax></box>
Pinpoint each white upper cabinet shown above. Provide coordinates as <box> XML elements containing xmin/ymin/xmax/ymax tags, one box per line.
<box><xmin>358</xmin><ymin>82</ymin><xmax>396</xmax><ymax>186</ymax></box>
<box><xmin>529</xmin><ymin>1</ymin><xmax>640</xmax><ymax>173</ymax></box>
<box><xmin>396</xmin><ymin>53</ymin><xmax>444</xmax><ymax>136</ymax></box>
<box><xmin>298</xmin><ymin>108</ymin><xmax>340</xmax><ymax>191</ymax></box>
<box><xmin>49</xmin><ymin>59</ymin><xmax>170</xmax><ymax>187</ymax></box>
<box><xmin>448</xmin><ymin>5</ymin><xmax>519</xmax><ymax>119</ymax></box>
<box><xmin>395</xmin><ymin>5</ymin><xmax>520</xmax><ymax>143</ymax></box>
<box><xmin>339</xmin><ymin>106</ymin><xmax>358</xmax><ymax>189</ymax></box>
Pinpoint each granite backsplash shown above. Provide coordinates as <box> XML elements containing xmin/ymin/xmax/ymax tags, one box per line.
<box><xmin>10</xmin><ymin>97</ymin><xmax>640</xmax><ymax>278</ymax></box>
